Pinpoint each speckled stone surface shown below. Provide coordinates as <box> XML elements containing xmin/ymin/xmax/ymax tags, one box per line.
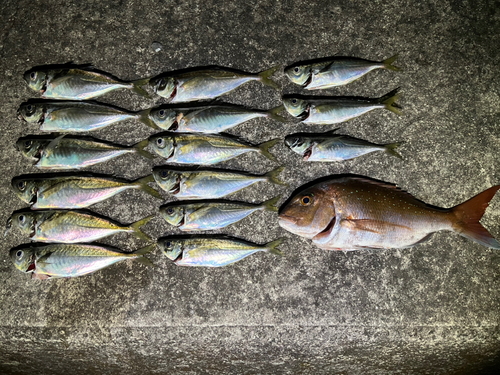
<box><xmin>1</xmin><ymin>1</ymin><xmax>500</xmax><ymax>374</ymax></box>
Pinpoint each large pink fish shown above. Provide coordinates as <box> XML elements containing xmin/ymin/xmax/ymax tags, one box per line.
<box><xmin>278</xmin><ymin>176</ymin><xmax>500</xmax><ymax>251</ymax></box>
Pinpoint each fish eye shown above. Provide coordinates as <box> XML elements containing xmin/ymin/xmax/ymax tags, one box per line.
<box><xmin>167</xmin><ymin>207</ymin><xmax>174</xmax><ymax>215</ymax></box>
<box><xmin>18</xmin><ymin>181</ymin><xmax>27</xmax><ymax>191</ymax></box>
<box><xmin>166</xmin><ymin>241</ymin><xmax>172</xmax><ymax>248</ymax></box>
<box><xmin>24</xmin><ymin>140</ymin><xmax>33</xmax><ymax>149</ymax></box>
<box><xmin>27</xmin><ymin>105</ymin><xmax>33</xmax><ymax>111</ymax></box>
<box><xmin>294</xmin><ymin>67</ymin><xmax>299</xmax><ymax>73</ymax></box>
<box><xmin>30</xmin><ymin>72</ymin><xmax>36</xmax><ymax>80</ymax></box>
<box><xmin>159</xmin><ymin>109</ymin><xmax>165</xmax><ymax>117</ymax></box>
<box><xmin>157</xmin><ymin>138</ymin><xmax>165</xmax><ymax>147</ymax></box>
<box><xmin>16</xmin><ymin>250</ymin><xmax>23</xmax><ymax>258</ymax></box>
<box><xmin>158</xmin><ymin>78</ymin><xmax>167</xmax><ymax>91</ymax></box>
<box><xmin>18</xmin><ymin>215</ymin><xmax>25</xmax><ymax>223</ymax></box>
<box><xmin>301</xmin><ymin>196</ymin><xmax>312</xmax><ymax>206</ymax></box>
<box><xmin>292</xmin><ymin>99</ymin><xmax>297</xmax><ymax>104</ymax></box>
<box><xmin>160</xmin><ymin>170</ymin><xmax>168</xmax><ymax>178</ymax></box>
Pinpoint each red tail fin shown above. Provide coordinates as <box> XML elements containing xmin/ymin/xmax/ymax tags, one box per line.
<box><xmin>451</xmin><ymin>185</ymin><xmax>500</xmax><ymax>249</ymax></box>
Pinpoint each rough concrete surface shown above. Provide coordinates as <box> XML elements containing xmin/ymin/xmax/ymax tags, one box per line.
<box><xmin>1</xmin><ymin>0</ymin><xmax>500</xmax><ymax>374</ymax></box>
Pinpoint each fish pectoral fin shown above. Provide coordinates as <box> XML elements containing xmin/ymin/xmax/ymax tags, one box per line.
<box><xmin>313</xmin><ymin>62</ymin><xmax>334</xmax><ymax>74</ymax></box>
<box><xmin>181</xmin><ymin>108</ymin><xmax>207</xmax><ymax>122</ymax></box>
<box><xmin>46</xmin><ymin>134</ymin><xmax>66</xmax><ymax>153</ymax></box>
<box><xmin>36</xmin><ymin>253</ymin><xmax>53</xmax><ymax>267</ymax></box>
<box><xmin>341</xmin><ymin>218</ymin><xmax>411</xmax><ymax>234</ymax></box>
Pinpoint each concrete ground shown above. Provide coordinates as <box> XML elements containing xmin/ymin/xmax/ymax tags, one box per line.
<box><xmin>1</xmin><ymin>0</ymin><xmax>500</xmax><ymax>374</ymax></box>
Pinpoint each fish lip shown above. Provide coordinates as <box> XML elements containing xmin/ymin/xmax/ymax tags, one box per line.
<box><xmin>178</xmin><ymin>216</ymin><xmax>185</xmax><ymax>227</ymax></box>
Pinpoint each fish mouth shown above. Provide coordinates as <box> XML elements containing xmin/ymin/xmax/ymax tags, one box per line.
<box><xmin>29</xmin><ymin>191</ymin><xmax>38</xmax><ymax>206</ymax></box>
<box><xmin>303</xmin><ymin>144</ymin><xmax>314</xmax><ymax>161</ymax></box>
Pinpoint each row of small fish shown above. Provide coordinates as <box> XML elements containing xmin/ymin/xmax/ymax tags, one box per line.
<box><xmin>16</xmin><ymin>131</ymin><xmax>401</xmax><ymax>170</ymax></box>
<box><xmin>18</xmin><ymin>89</ymin><xmax>401</xmax><ymax>132</ymax></box>
<box><xmin>10</xmin><ymin>236</ymin><xmax>283</xmax><ymax>279</ymax></box>
<box><xmin>23</xmin><ymin>55</ymin><xmax>399</xmax><ymax>101</ymax></box>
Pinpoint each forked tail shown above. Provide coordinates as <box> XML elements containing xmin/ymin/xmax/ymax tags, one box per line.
<box><xmin>451</xmin><ymin>185</ymin><xmax>500</xmax><ymax>249</ymax></box>
<box><xmin>382</xmin><ymin>54</ymin><xmax>401</xmax><ymax>71</ymax></box>
<box><xmin>258</xmin><ymin>66</ymin><xmax>281</xmax><ymax>91</ymax></box>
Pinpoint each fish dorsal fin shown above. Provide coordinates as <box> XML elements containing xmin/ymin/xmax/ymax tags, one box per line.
<box><xmin>345</xmin><ymin>177</ymin><xmax>418</xmax><ymax>200</ymax></box>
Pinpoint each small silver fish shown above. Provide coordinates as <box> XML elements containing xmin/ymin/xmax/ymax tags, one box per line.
<box><xmin>148</xmin><ymin>104</ymin><xmax>286</xmax><ymax>133</ymax></box>
<box><xmin>149</xmin><ymin>133</ymin><xmax>278</xmax><ymax>165</ymax></box>
<box><xmin>160</xmin><ymin>196</ymin><xmax>280</xmax><ymax>231</ymax></box>
<box><xmin>285</xmin><ymin>55</ymin><xmax>400</xmax><ymax>89</ymax></box>
<box><xmin>153</xmin><ymin>166</ymin><xmax>286</xmax><ymax>199</ymax></box>
<box><xmin>5</xmin><ymin>210</ymin><xmax>153</xmax><ymax>243</ymax></box>
<box><xmin>149</xmin><ymin>66</ymin><xmax>279</xmax><ymax>102</ymax></box>
<box><xmin>17</xmin><ymin>101</ymin><xmax>156</xmax><ymax>132</ymax></box>
<box><xmin>158</xmin><ymin>237</ymin><xmax>283</xmax><ymax>267</ymax></box>
<box><xmin>16</xmin><ymin>135</ymin><xmax>153</xmax><ymax>170</ymax></box>
<box><xmin>11</xmin><ymin>174</ymin><xmax>161</xmax><ymax>209</ymax></box>
<box><xmin>10</xmin><ymin>243</ymin><xmax>154</xmax><ymax>280</ymax></box>
<box><xmin>285</xmin><ymin>132</ymin><xmax>402</xmax><ymax>161</ymax></box>
<box><xmin>24</xmin><ymin>65</ymin><xmax>150</xmax><ymax>100</ymax></box>
<box><xmin>283</xmin><ymin>89</ymin><xmax>402</xmax><ymax>125</ymax></box>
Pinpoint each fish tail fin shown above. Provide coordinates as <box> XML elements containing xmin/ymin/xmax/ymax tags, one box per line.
<box><xmin>384</xmin><ymin>142</ymin><xmax>403</xmax><ymax>159</ymax></box>
<box><xmin>258</xmin><ymin>66</ymin><xmax>281</xmax><ymax>91</ymax></box>
<box><xmin>379</xmin><ymin>88</ymin><xmax>402</xmax><ymax>115</ymax></box>
<box><xmin>132</xmin><ymin>244</ymin><xmax>156</xmax><ymax>267</ymax></box>
<box><xmin>130</xmin><ymin>78</ymin><xmax>152</xmax><ymax>99</ymax></box>
<box><xmin>382</xmin><ymin>54</ymin><xmax>401</xmax><ymax>71</ymax></box>
<box><xmin>266</xmin><ymin>105</ymin><xmax>287</xmax><ymax>122</ymax></box>
<box><xmin>265</xmin><ymin>238</ymin><xmax>284</xmax><ymax>256</ymax></box>
<box><xmin>265</xmin><ymin>166</ymin><xmax>288</xmax><ymax>186</ymax></box>
<box><xmin>133</xmin><ymin>175</ymin><xmax>163</xmax><ymax>199</ymax></box>
<box><xmin>260</xmin><ymin>195</ymin><xmax>281</xmax><ymax>212</ymax></box>
<box><xmin>258</xmin><ymin>138</ymin><xmax>279</xmax><ymax>162</ymax></box>
<box><xmin>135</xmin><ymin>109</ymin><xmax>159</xmax><ymax>129</ymax></box>
<box><xmin>451</xmin><ymin>185</ymin><xmax>500</xmax><ymax>249</ymax></box>
<box><xmin>132</xmin><ymin>139</ymin><xmax>155</xmax><ymax>159</ymax></box>
<box><xmin>130</xmin><ymin>215</ymin><xmax>155</xmax><ymax>242</ymax></box>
